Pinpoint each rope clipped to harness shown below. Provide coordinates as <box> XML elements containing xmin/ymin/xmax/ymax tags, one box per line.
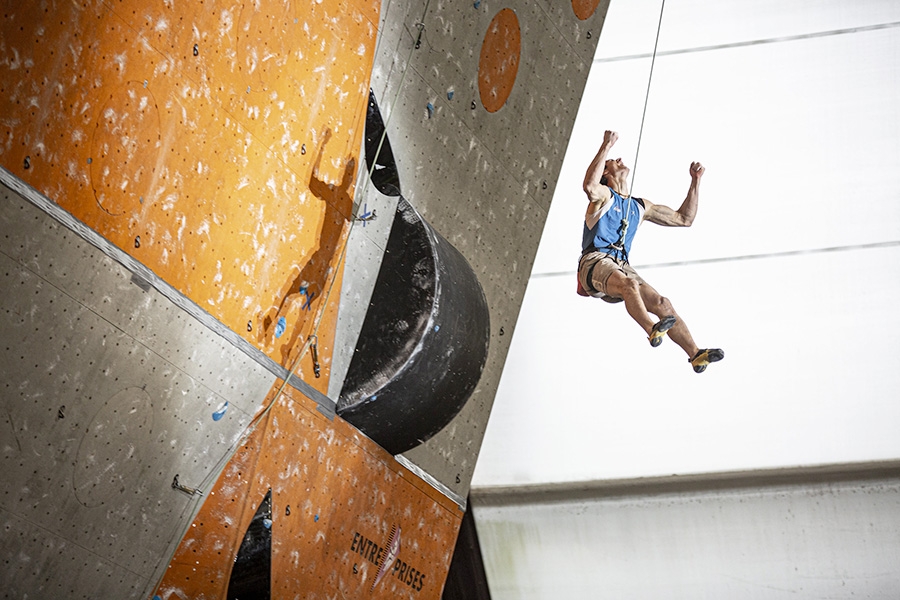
<box><xmin>611</xmin><ymin>216</ymin><xmax>629</xmax><ymax>261</ymax></box>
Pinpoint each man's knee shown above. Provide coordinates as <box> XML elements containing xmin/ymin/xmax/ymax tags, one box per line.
<box><xmin>615</xmin><ymin>276</ymin><xmax>641</xmax><ymax>298</ymax></box>
<box><xmin>650</xmin><ymin>294</ymin><xmax>673</xmax><ymax>314</ymax></box>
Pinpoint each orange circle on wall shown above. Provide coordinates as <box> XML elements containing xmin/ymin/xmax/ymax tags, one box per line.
<box><xmin>572</xmin><ymin>0</ymin><xmax>602</xmax><ymax>20</ymax></box>
<box><xmin>478</xmin><ymin>8</ymin><xmax>521</xmax><ymax>113</ymax></box>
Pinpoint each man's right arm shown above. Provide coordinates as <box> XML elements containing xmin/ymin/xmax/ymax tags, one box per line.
<box><xmin>582</xmin><ymin>130</ymin><xmax>616</xmax><ymax>205</ymax></box>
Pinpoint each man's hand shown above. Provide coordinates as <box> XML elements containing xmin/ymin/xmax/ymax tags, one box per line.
<box><xmin>603</xmin><ymin>130</ymin><xmax>619</xmax><ymax>148</ymax></box>
<box><xmin>690</xmin><ymin>161</ymin><xmax>705</xmax><ymax>179</ymax></box>
<box><xmin>584</xmin><ymin>130</ymin><xmax>618</xmax><ymax>204</ymax></box>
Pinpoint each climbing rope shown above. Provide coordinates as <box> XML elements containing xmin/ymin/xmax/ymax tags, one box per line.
<box><xmin>629</xmin><ymin>0</ymin><xmax>666</xmax><ymax>195</ymax></box>
<box><xmin>620</xmin><ymin>0</ymin><xmax>667</xmax><ymax>240</ymax></box>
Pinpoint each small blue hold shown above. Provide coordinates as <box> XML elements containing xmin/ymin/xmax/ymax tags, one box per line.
<box><xmin>275</xmin><ymin>316</ymin><xmax>286</xmax><ymax>338</ymax></box>
<box><xmin>212</xmin><ymin>401</ymin><xmax>228</xmax><ymax>421</ymax></box>
<box><xmin>447</xmin><ymin>90</ymin><xmax>455</xmax><ymax>100</ymax></box>
<box><xmin>263</xmin><ymin>518</ymin><xmax>272</xmax><ymax>529</ymax></box>
<box><xmin>426</xmin><ymin>102</ymin><xmax>434</xmax><ymax>118</ymax></box>
<box><xmin>474</xmin><ymin>0</ymin><xmax>481</xmax><ymax>8</ymax></box>
<box><xmin>153</xmin><ymin>597</ymin><xmax>161</xmax><ymax>600</ymax></box>
<box><xmin>434</xmin><ymin>325</ymin><xmax>440</xmax><ymax>332</ymax></box>
<box><xmin>314</xmin><ymin>514</ymin><xmax>319</xmax><ymax>522</ymax></box>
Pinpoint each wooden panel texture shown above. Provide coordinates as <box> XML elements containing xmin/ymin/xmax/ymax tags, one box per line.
<box><xmin>0</xmin><ymin>0</ymin><xmax>377</xmax><ymax>377</ymax></box>
<box><xmin>153</xmin><ymin>383</ymin><xmax>462</xmax><ymax>600</ymax></box>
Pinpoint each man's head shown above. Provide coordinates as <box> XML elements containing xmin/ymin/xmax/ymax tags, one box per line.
<box><xmin>602</xmin><ymin>157</ymin><xmax>629</xmax><ymax>187</ymax></box>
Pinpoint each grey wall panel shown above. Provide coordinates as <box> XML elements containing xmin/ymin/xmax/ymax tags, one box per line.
<box><xmin>328</xmin><ymin>187</ymin><xmax>399</xmax><ymax>400</ymax></box>
<box><xmin>1</xmin><ymin>508</ymin><xmax>144</xmax><ymax>599</ymax></box>
<box><xmin>0</xmin><ymin>192</ymin><xmax>274</xmax><ymax>412</ymax></box>
<box><xmin>336</xmin><ymin>0</ymin><xmax>608</xmax><ymax>501</ymax></box>
<box><xmin>0</xmin><ymin>181</ymin><xmax>277</xmax><ymax>596</ymax></box>
<box><xmin>535</xmin><ymin>0</ymin><xmax>609</xmax><ymax>66</ymax></box>
<box><xmin>396</xmin><ymin>0</ymin><xmax>594</xmax><ymax>212</ymax></box>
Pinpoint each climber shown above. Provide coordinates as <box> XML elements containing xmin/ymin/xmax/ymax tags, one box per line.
<box><xmin>577</xmin><ymin>130</ymin><xmax>723</xmax><ymax>373</ymax></box>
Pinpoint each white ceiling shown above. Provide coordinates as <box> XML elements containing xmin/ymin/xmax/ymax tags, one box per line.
<box><xmin>473</xmin><ymin>0</ymin><xmax>900</xmax><ymax>487</ymax></box>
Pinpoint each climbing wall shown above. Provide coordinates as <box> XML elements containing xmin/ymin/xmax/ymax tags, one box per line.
<box><xmin>0</xmin><ymin>179</ymin><xmax>275</xmax><ymax>597</ymax></box>
<box><xmin>0</xmin><ymin>0</ymin><xmax>375</xmax><ymax>376</ymax></box>
<box><xmin>0</xmin><ymin>0</ymin><xmax>609</xmax><ymax>596</ymax></box>
<box><xmin>1</xmin><ymin>166</ymin><xmax>464</xmax><ymax>599</ymax></box>
<box><xmin>154</xmin><ymin>383</ymin><xmax>462</xmax><ymax>600</ymax></box>
<box><xmin>331</xmin><ymin>0</ymin><xmax>610</xmax><ymax>498</ymax></box>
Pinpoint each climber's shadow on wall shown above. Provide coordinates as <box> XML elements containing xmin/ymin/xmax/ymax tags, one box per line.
<box><xmin>260</xmin><ymin>129</ymin><xmax>356</xmax><ymax>367</ymax></box>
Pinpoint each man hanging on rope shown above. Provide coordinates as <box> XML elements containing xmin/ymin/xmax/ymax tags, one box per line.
<box><xmin>577</xmin><ymin>130</ymin><xmax>723</xmax><ymax>373</ymax></box>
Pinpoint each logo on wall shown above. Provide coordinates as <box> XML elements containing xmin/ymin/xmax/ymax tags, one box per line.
<box><xmin>372</xmin><ymin>524</ymin><xmax>401</xmax><ymax>591</ymax></box>
<box><xmin>350</xmin><ymin>524</ymin><xmax>426</xmax><ymax>593</ymax></box>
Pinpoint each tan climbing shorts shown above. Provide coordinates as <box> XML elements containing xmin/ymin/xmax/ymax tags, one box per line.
<box><xmin>577</xmin><ymin>251</ymin><xmax>645</xmax><ymax>302</ymax></box>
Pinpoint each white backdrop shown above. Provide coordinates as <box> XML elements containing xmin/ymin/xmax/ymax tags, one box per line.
<box><xmin>473</xmin><ymin>0</ymin><xmax>900</xmax><ymax>486</ymax></box>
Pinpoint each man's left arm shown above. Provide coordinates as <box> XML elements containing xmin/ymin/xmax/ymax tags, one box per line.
<box><xmin>643</xmin><ymin>162</ymin><xmax>704</xmax><ymax>227</ymax></box>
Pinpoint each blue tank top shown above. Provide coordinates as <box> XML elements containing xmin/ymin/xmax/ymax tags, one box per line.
<box><xmin>582</xmin><ymin>189</ymin><xmax>645</xmax><ymax>261</ymax></box>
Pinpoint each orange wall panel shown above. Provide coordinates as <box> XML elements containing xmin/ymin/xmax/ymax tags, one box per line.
<box><xmin>0</xmin><ymin>0</ymin><xmax>377</xmax><ymax>373</ymax></box>
<box><xmin>155</xmin><ymin>384</ymin><xmax>463</xmax><ymax>600</ymax></box>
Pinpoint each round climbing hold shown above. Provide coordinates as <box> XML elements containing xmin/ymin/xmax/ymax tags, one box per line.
<box><xmin>572</xmin><ymin>0</ymin><xmax>603</xmax><ymax>20</ymax></box>
<box><xmin>478</xmin><ymin>8</ymin><xmax>520</xmax><ymax>113</ymax></box>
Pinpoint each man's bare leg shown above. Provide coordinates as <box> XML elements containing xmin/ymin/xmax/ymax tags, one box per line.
<box><xmin>636</xmin><ymin>281</ymin><xmax>699</xmax><ymax>358</ymax></box>
<box><xmin>606</xmin><ymin>272</ymin><xmax>722</xmax><ymax>371</ymax></box>
<box><xmin>605</xmin><ymin>271</ymin><xmax>659</xmax><ymax>338</ymax></box>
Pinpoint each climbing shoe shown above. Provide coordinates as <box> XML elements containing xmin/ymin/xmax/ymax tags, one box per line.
<box><xmin>689</xmin><ymin>348</ymin><xmax>724</xmax><ymax>373</ymax></box>
<box><xmin>648</xmin><ymin>316</ymin><xmax>677</xmax><ymax>347</ymax></box>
